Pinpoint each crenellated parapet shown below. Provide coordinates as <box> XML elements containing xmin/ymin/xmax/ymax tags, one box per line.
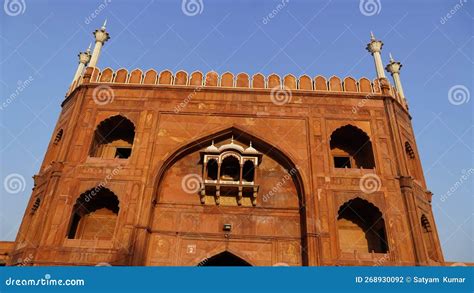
<box><xmin>67</xmin><ymin>67</ymin><xmax>406</xmax><ymax>108</ymax></box>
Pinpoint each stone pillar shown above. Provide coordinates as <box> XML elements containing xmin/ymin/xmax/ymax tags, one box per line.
<box><xmin>89</xmin><ymin>20</ymin><xmax>110</xmax><ymax>68</ymax></box>
<box><xmin>72</xmin><ymin>45</ymin><xmax>91</xmax><ymax>82</ymax></box>
<box><xmin>399</xmin><ymin>176</ymin><xmax>428</xmax><ymax>265</ymax></box>
<box><xmin>366</xmin><ymin>32</ymin><xmax>386</xmax><ymax>79</ymax></box>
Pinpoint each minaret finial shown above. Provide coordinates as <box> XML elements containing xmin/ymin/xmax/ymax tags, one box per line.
<box><xmin>102</xmin><ymin>19</ymin><xmax>107</xmax><ymax>30</ymax></box>
<box><xmin>370</xmin><ymin>31</ymin><xmax>375</xmax><ymax>41</ymax></box>
<box><xmin>211</xmin><ymin>140</ymin><xmax>215</xmax><ymax>146</ymax></box>
<box><xmin>231</xmin><ymin>135</ymin><xmax>234</xmax><ymax>143</ymax></box>
<box><xmin>250</xmin><ymin>141</ymin><xmax>252</xmax><ymax>147</ymax></box>
<box><xmin>87</xmin><ymin>43</ymin><xmax>92</xmax><ymax>53</ymax></box>
<box><xmin>389</xmin><ymin>53</ymin><xmax>394</xmax><ymax>62</ymax></box>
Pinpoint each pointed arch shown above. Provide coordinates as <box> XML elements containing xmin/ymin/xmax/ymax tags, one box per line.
<box><xmin>205</xmin><ymin>71</ymin><xmax>219</xmax><ymax>86</ymax></box>
<box><xmin>283</xmin><ymin>74</ymin><xmax>297</xmax><ymax>90</ymax></box>
<box><xmin>337</xmin><ymin>197</ymin><xmax>388</xmax><ymax>253</ymax></box>
<box><xmin>129</xmin><ymin>69</ymin><xmax>143</xmax><ymax>84</ymax></box>
<box><xmin>99</xmin><ymin>67</ymin><xmax>114</xmax><ymax>82</ymax></box>
<box><xmin>157</xmin><ymin>70</ymin><xmax>173</xmax><ymax>85</ymax></box>
<box><xmin>174</xmin><ymin>71</ymin><xmax>188</xmax><ymax>85</ymax></box>
<box><xmin>89</xmin><ymin>115</ymin><xmax>135</xmax><ymax>159</ymax></box>
<box><xmin>152</xmin><ymin>125</ymin><xmax>305</xmax><ymax>205</ymax></box>
<box><xmin>314</xmin><ymin>75</ymin><xmax>327</xmax><ymax>91</ymax></box>
<box><xmin>143</xmin><ymin>69</ymin><xmax>158</xmax><ymax>85</ymax></box>
<box><xmin>298</xmin><ymin>75</ymin><xmax>313</xmax><ymax>90</ymax></box>
<box><xmin>220</xmin><ymin>72</ymin><xmax>234</xmax><ymax>87</ymax></box>
<box><xmin>236</xmin><ymin>73</ymin><xmax>250</xmax><ymax>88</ymax></box>
<box><xmin>267</xmin><ymin>73</ymin><xmax>281</xmax><ymax>89</ymax></box>
<box><xmin>329</xmin><ymin>76</ymin><xmax>342</xmax><ymax>91</ymax></box>
<box><xmin>251</xmin><ymin>73</ymin><xmax>265</xmax><ymax>88</ymax></box>
<box><xmin>198</xmin><ymin>251</ymin><xmax>252</xmax><ymax>266</ymax></box>
<box><xmin>67</xmin><ymin>187</ymin><xmax>120</xmax><ymax>240</ymax></box>
<box><xmin>330</xmin><ymin>124</ymin><xmax>375</xmax><ymax>169</ymax></box>
<box><xmin>190</xmin><ymin>71</ymin><xmax>203</xmax><ymax>86</ymax></box>
<box><xmin>114</xmin><ymin>68</ymin><xmax>129</xmax><ymax>83</ymax></box>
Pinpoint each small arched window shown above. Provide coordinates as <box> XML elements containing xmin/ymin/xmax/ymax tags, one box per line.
<box><xmin>31</xmin><ymin>197</ymin><xmax>41</xmax><ymax>214</ymax></box>
<box><xmin>54</xmin><ymin>129</ymin><xmax>63</xmax><ymax>145</ymax></box>
<box><xmin>337</xmin><ymin>198</ymin><xmax>388</xmax><ymax>253</ymax></box>
<box><xmin>67</xmin><ymin>187</ymin><xmax>120</xmax><ymax>240</ymax></box>
<box><xmin>242</xmin><ymin>161</ymin><xmax>255</xmax><ymax>182</ymax></box>
<box><xmin>206</xmin><ymin>159</ymin><xmax>218</xmax><ymax>180</ymax></box>
<box><xmin>220</xmin><ymin>156</ymin><xmax>240</xmax><ymax>181</ymax></box>
<box><xmin>330</xmin><ymin>125</ymin><xmax>375</xmax><ymax>169</ymax></box>
<box><xmin>405</xmin><ymin>142</ymin><xmax>415</xmax><ymax>159</ymax></box>
<box><xmin>421</xmin><ymin>214</ymin><xmax>438</xmax><ymax>261</ymax></box>
<box><xmin>89</xmin><ymin>115</ymin><xmax>135</xmax><ymax>159</ymax></box>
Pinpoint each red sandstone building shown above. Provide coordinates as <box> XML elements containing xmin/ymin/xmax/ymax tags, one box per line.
<box><xmin>1</xmin><ymin>24</ymin><xmax>444</xmax><ymax>266</ymax></box>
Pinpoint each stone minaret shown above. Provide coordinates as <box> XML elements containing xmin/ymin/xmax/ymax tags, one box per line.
<box><xmin>386</xmin><ymin>53</ymin><xmax>407</xmax><ymax>105</ymax></box>
<box><xmin>366</xmin><ymin>32</ymin><xmax>386</xmax><ymax>79</ymax></box>
<box><xmin>72</xmin><ymin>44</ymin><xmax>91</xmax><ymax>82</ymax></box>
<box><xmin>89</xmin><ymin>20</ymin><xmax>110</xmax><ymax>68</ymax></box>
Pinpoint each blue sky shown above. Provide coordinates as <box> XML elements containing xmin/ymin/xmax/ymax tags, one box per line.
<box><xmin>0</xmin><ymin>0</ymin><xmax>472</xmax><ymax>262</ymax></box>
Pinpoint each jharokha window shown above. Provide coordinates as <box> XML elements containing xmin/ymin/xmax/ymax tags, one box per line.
<box><xmin>330</xmin><ymin>125</ymin><xmax>375</xmax><ymax>169</ymax></box>
<box><xmin>89</xmin><ymin>115</ymin><xmax>135</xmax><ymax>159</ymax></box>
<box><xmin>199</xmin><ymin>138</ymin><xmax>262</xmax><ymax>206</ymax></box>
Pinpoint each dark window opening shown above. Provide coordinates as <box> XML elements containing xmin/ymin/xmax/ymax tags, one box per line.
<box><xmin>115</xmin><ymin>147</ymin><xmax>132</xmax><ymax>159</ymax></box>
<box><xmin>54</xmin><ymin>129</ymin><xmax>63</xmax><ymax>145</ymax></box>
<box><xmin>67</xmin><ymin>188</ymin><xmax>119</xmax><ymax>240</ymax></box>
<box><xmin>242</xmin><ymin>161</ymin><xmax>255</xmax><ymax>182</ymax></box>
<box><xmin>330</xmin><ymin>125</ymin><xmax>375</xmax><ymax>169</ymax></box>
<box><xmin>199</xmin><ymin>251</ymin><xmax>251</xmax><ymax>266</ymax></box>
<box><xmin>89</xmin><ymin>115</ymin><xmax>135</xmax><ymax>159</ymax></box>
<box><xmin>31</xmin><ymin>198</ymin><xmax>41</xmax><ymax>213</ymax></box>
<box><xmin>206</xmin><ymin>159</ymin><xmax>218</xmax><ymax>180</ymax></box>
<box><xmin>333</xmin><ymin>156</ymin><xmax>351</xmax><ymax>168</ymax></box>
<box><xmin>220</xmin><ymin>156</ymin><xmax>240</xmax><ymax>181</ymax></box>
<box><xmin>337</xmin><ymin>198</ymin><xmax>388</xmax><ymax>253</ymax></box>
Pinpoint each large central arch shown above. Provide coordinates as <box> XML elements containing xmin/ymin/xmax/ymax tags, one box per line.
<box><xmin>143</xmin><ymin>125</ymin><xmax>309</xmax><ymax>266</ymax></box>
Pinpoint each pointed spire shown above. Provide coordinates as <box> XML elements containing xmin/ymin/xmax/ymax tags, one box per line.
<box><xmin>86</xmin><ymin>43</ymin><xmax>92</xmax><ymax>53</ymax></box>
<box><xmin>370</xmin><ymin>31</ymin><xmax>375</xmax><ymax>41</ymax></box>
<box><xmin>102</xmin><ymin>19</ymin><xmax>107</xmax><ymax>30</ymax></box>
<box><xmin>249</xmin><ymin>141</ymin><xmax>252</xmax><ymax>147</ymax></box>
<box><xmin>389</xmin><ymin>53</ymin><xmax>394</xmax><ymax>62</ymax></box>
<box><xmin>231</xmin><ymin>135</ymin><xmax>234</xmax><ymax>143</ymax></box>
